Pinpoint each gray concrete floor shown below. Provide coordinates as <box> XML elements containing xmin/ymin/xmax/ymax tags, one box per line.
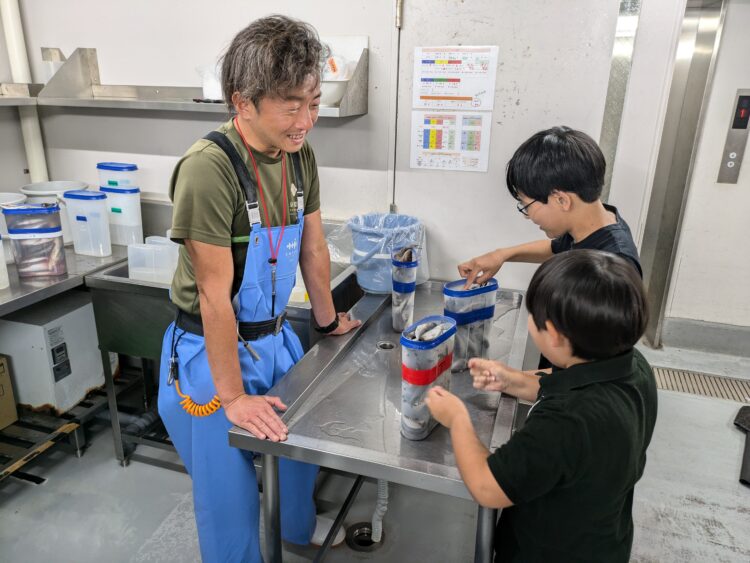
<box><xmin>1</xmin><ymin>344</ymin><xmax>749</xmax><ymax>562</ymax></box>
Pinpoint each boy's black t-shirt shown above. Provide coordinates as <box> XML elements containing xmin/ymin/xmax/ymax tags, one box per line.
<box><xmin>551</xmin><ymin>204</ymin><xmax>642</xmax><ymax>277</ymax></box>
<box><xmin>487</xmin><ymin>349</ymin><xmax>658</xmax><ymax>562</ymax></box>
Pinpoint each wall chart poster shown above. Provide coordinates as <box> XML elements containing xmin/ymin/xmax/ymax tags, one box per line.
<box><xmin>412</xmin><ymin>46</ymin><xmax>499</xmax><ymax>111</ymax></box>
<box><xmin>410</xmin><ymin>46</ymin><xmax>497</xmax><ymax>172</ymax></box>
<box><xmin>409</xmin><ymin>110</ymin><xmax>492</xmax><ymax>172</ymax></box>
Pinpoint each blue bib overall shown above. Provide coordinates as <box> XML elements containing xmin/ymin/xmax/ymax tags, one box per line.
<box><xmin>158</xmin><ymin>137</ymin><xmax>317</xmax><ymax>562</ymax></box>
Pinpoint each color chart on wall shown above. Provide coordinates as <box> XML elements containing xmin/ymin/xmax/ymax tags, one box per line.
<box><xmin>410</xmin><ymin>46</ymin><xmax>497</xmax><ymax>172</ymax></box>
<box><xmin>413</xmin><ymin>46</ymin><xmax>499</xmax><ymax>111</ymax></box>
<box><xmin>410</xmin><ymin>111</ymin><xmax>491</xmax><ymax>172</ymax></box>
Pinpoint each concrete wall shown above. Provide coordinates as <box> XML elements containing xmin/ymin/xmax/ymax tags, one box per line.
<box><xmin>3</xmin><ymin>0</ymin><xmax>746</xmax><ymax>331</ymax></box>
<box><xmin>395</xmin><ymin>0</ymin><xmax>619</xmax><ymax>289</ymax></box>
<box><xmin>0</xmin><ymin>25</ymin><xmax>31</xmax><ymax>192</ymax></box>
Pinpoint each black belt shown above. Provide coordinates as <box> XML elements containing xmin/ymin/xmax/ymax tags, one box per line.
<box><xmin>175</xmin><ymin>309</ymin><xmax>286</xmax><ymax>340</ymax></box>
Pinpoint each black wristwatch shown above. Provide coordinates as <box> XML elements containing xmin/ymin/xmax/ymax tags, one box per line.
<box><xmin>314</xmin><ymin>315</ymin><xmax>340</xmax><ymax>334</ymax></box>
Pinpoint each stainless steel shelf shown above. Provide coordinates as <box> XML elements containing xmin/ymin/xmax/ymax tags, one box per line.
<box><xmin>37</xmin><ymin>96</ymin><xmax>229</xmax><ymax>113</ymax></box>
<box><xmin>0</xmin><ymin>97</ymin><xmax>36</xmax><ymax>107</ymax></box>
<box><xmin>35</xmin><ymin>47</ymin><xmax>368</xmax><ymax>118</ymax></box>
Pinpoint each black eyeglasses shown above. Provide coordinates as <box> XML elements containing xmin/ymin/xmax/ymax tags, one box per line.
<box><xmin>516</xmin><ymin>199</ymin><xmax>538</xmax><ymax>216</ymax></box>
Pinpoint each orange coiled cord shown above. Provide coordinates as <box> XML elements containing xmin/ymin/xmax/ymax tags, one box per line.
<box><xmin>174</xmin><ymin>379</ymin><xmax>221</xmax><ymax>417</ymax></box>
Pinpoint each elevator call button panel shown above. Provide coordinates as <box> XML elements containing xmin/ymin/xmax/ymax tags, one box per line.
<box><xmin>718</xmin><ymin>89</ymin><xmax>750</xmax><ymax>184</ymax></box>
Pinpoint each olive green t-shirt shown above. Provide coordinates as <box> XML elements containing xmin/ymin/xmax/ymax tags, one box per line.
<box><xmin>169</xmin><ymin>119</ymin><xmax>321</xmax><ymax>315</ymax></box>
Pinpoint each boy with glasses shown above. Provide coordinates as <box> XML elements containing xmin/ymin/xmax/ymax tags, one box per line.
<box><xmin>458</xmin><ymin>126</ymin><xmax>641</xmax><ymax>286</ymax></box>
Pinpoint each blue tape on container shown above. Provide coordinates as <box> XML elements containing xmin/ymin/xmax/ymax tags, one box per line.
<box><xmin>392</xmin><ymin>258</ymin><xmax>419</xmax><ymax>268</ymax></box>
<box><xmin>443</xmin><ymin>305</ymin><xmax>495</xmax><ymax>326</ymax></box>
<box><xmin>76</xmin><ymin>215</ymin><xmax>87</xmax><ymax>222</ymax></box>
<box><xmin>392</xmin><ymin>281</ymin><xmax>416</xmax><ymax>293</ymax></box>
<box><xmin>443</xmin><ymin>278</ymin><xmax>499</xmax><ymax>297</ymax></box>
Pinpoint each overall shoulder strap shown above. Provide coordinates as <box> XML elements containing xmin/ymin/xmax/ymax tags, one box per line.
<box><xmin>290</xmin><ymin>151</ymin><xmax>305</xmax><ymax>222</ymax></box>
<box><xmin>203</xmin><ymin>131</ymin><xmax>261</xmax><ymax>226</ymax></box>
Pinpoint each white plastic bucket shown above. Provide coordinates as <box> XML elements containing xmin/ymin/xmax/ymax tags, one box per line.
<box><xmin>97</xmin><ymin>162</ymin><xmax>138</xmax><ymax>189</ymax></box>
<box><xmin>0</xmin><ymin>191</ymin><xmax>27</xmax><ymax>264</ymax></box>
<box><xmin>100</xmin><ymin>186</ymin><xmax>143</xmax><ymax>245</ymax></box>
<box><xmin>20</xmin><ymin>181</ymin><xmax>88</xmax><ymax>245</ymax></box>
<box><xmin>62</xmin><ymin>190</ymin><xmax>112</xmax><ymax>257</ymax></box>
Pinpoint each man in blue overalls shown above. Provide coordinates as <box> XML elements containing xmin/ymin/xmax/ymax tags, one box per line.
<box><xmin>158</xmin><ymin>15</ymin><xmax>360</xmax><ymax>562</ymax></box>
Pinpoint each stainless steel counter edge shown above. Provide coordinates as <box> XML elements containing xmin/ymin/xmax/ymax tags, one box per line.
<box><xmin>491</xmin><ymin>290</ymin><xmax>528</xmax><ymax>452</ymax></box>
<box><xmin>272</xmin><ymin>292</ymin><xmax>389</xmax><ymax>422</ymax></box>
<box><xmin>0</xmin><ymin>246</ymin><xmax>128</xmax><ymax>317</ymax></box>
<box><xmin>231</xmin><ymin>430</ymin><xmax>475</xmax><ymax>500</ymax></box>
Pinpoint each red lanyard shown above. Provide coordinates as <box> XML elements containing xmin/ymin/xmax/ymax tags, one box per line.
<box><xmin>233</xmin><ymin>117</ymin><xmax>287</xmax><ymax>264</ymax></box>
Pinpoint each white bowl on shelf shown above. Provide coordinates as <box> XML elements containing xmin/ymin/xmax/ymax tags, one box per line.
<box><xmin>320</xmin><ymin>80</ymin><xmax>348</xmax><ymax>107</ymax></box>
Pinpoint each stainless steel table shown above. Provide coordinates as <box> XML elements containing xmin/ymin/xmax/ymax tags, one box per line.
<box><xmin>229</xmin><ymin>282</ymin><xmax>529</xmax><ymax>562</ymax></box>
<box><xmin>0</xmin><ymin>245</ymin><xmax>128</xmax><ymax>317</ymax></box>
<box><xmin>85</xmin><ymin>260</ymin><xmax>363</xmax><ymax>469</ymax></box>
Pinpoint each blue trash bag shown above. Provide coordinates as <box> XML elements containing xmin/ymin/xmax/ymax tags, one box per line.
<box><xmin>348</xmin><ymin>213</ymin><xmax>424</xmax><ymax>293</ymax></box>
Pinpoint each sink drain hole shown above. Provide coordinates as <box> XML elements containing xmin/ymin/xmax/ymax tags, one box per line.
<box><xmin>345</xmin><ymin>522</ymin><xmax>384</xmax><ymax>552</ymax></box>
<box><xmin>376</xmin><ymin>340</ymin><xmax>395</xmax><ymax>350</ymax></box>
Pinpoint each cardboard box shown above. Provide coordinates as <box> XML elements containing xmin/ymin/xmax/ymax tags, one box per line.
<box><xmin>0</xmin><ymin>355</ymin><xmax>18</xmax><ymax>430</ymax></box>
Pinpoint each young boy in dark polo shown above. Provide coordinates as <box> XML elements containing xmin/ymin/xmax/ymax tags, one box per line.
<box><xmin>458</xmin><ymin>126</ymin><xmax>642</xmax><ymax>285</ymax></box>
<box><xmin>426</xmin><ymin>250</ymin><xmax>657</xmax><ymax>562</ymax></box>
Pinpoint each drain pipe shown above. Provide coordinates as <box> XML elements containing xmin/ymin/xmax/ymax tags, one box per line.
<box><xmin>370</xmin><ymin>479</ymin><xmax>389</xmax><ymax>543</ymax></box>
<box><xmin>0</xmin><ymin>0</ymin><xmax>49</xmax><ymax>182</ymax></box>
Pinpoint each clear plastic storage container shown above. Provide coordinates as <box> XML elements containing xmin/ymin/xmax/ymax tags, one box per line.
<box><xmin>128</xmin><ymin>239</ymin><xmax>179</xmax><ymax>285</ymax></box>
<box><xmin>400</xmin><ymin>315</ymin><xmax>456</xmax><ymax>440</ymax></box>
<box><xmin>391</xmin><ymin>246</ymin><xmax>419</xmax><ymax>332</ymax></box>
<box><xmin>2</xmin><ymin>204</ymin><xmax>67</xmax><ymax>278</ymax></box>
<box><xmin>100</xmin><ymin>186</ymin><xmax>143</xmax><ymax>245</ymax></box>
<box><xmin>443</xmin><ymin>279</ymin><xmax>498</xmax><ymax>372</ymax></box>
<box><xmin>62</xmin><ymin>190</ymin><xmax>112</xmax><ymax>257</ymax></box>
<box><xmin>20</xmin><ymin>181</ymin><xmax>88</xmax><ymax>245</ymax></box>
<box><xmin>97</xmin><ymin>162</ymin><xmax>138</xmax><ymax>189</ymax></box>
<box><xmin>0</xmin><ymin>191</ymin><xmax>27</xmax><ymax>264</ymax></box>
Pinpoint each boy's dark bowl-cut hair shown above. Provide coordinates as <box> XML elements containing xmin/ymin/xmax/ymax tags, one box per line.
<box><xmin>506</xmin><ymin>126</ymin><xmax>605</xmax><ymax>203</ymax></box>
<box><xmin>526</xmin><ymin>250</ymin><xmax>648</xmax><ymax>360</ymax></box>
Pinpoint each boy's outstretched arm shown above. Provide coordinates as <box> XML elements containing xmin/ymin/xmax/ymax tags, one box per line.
<box><xmin>458</xmin><ymin>239</ymin><xmax>553</xmax><ymax>287</ymax></box>
<box><xmin>426</xmin><ymin>386</ymin><xmax>513</xmax><ymax>509</ymax></box>
<box><xmin>469</xmin><ymin>358</ymin><xmax>543</xmax><ymax>402</ymax></box>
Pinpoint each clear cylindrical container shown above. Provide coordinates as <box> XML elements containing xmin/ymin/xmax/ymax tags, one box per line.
<box><xmin>443</xmin><ymin>279</ymin><xmax>498</xmax><ymax>372</ymax></box>
<box><xmin>20</xmin><ymin>181</ymin><xmax>88</xmax><ymax>245</ymax></box>
<box><xmin>0</xmin><ymin>235</ymin><xmax>9</xmax><ymax>289</ymax></box>
<box><xmin>392</xmin><ymin>247</ymin><xmax>419</xmax><ymax>332</ymax></box>
<box><xmin>400</xmin><ymin>315</ymin><xmax>457</xmax><ymax>441</ymax></box>
<box><xmin>97</xmin><ymin>162</ymin><xmax>138</xmax><ymax>189</ymax></box>
<box><xmin>62</xmin><ymin>190</ymin><xmax>112</xmax><ymax>257</ymax></box>
<box><xmin>2</xmin><ymin>204</ymin><xmax>67</xmax><ymax>278</ymax></box>
<box><xmin>100</xmin><ymin>186</ymin><xmax>143</xmax><ymax>245</ymax></box>
<box><xmin>0</xmin><ymin>191</ymin><xmax>27</xmax><ymax>264</ymax></box>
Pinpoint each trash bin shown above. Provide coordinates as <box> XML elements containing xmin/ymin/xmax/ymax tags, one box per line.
<box><xmin>348</xmin><ymin>213</ymin><xmax>423</xmax><ymax>294</ymax></box>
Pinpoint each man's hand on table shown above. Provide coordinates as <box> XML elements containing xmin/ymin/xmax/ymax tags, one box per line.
<box><xmin>224</xmin><ymin>394</ymin><xmax>289</xmax><ymax>442</ymax></box>
<box><xmin>330</xmin><ymin>312</ymin><xmax>361</xmax><ymax>335</ymax></box>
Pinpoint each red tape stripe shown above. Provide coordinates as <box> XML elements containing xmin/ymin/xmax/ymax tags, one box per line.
<box><xmin>402</xmin><ymin>353</ymin><xmax>453</xmax><ymax>385</ymax></box>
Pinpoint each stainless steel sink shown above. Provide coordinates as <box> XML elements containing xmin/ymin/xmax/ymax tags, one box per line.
<box><xmin>85</xmin><ymin>257</ymin><xmax>361</xmax><ymax>359</ymax></box>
